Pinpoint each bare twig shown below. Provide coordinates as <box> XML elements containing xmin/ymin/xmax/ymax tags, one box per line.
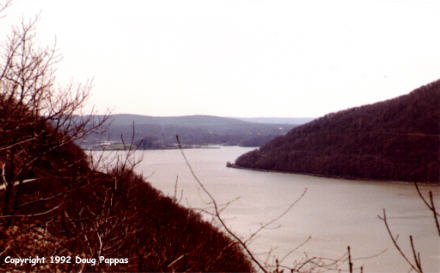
<box><xmin>278</xmin><ymin>235</ymin><xmax>312</xmax><ymax>264</ymax></box>
<box><xmin>414</xmin><ymin>182</ymin><xmax>440</xmax><ymax>217</ymax></box>
<box><xmin>378</xmin><ymin>209</ymin><xmax>423</xmax><ymax>273</ymax></box>
<box><xmin>0</xmin><ymin>202</ymin><xmax>62</xmax><ymax>218</ymax></box>
<box><xmin>176</xmin><ymin>135</ymin><xmax>268</xmax><ymax>272</ymax></box>
<box><xmin>175</xmin><ymin>135</ymin><xmax>315</xmax><ymax>273</ymax></box>
<box><xmin>414</xmin><ymin>183</ymin><xmax>440</xmax><ymax>236</ymax></box>
<box><xmin>245</xmin><ymin>187</ymin><xmax>307</xmax><ymax>245</ymax></box>
<box><xmin>348</xmin><ymin>245</ymin><xmax>353</xmax><ymax>273</ymax></box>
<box><xmin>428</xmin><ymin>191</ymin><xmax>440</xmax><ymax>236</ymax></box>
<box><xmin>167</xmin><ymin>254</ymin><xmax>185</xmax><ymax>269</ymax></box>
<box><xmin>409</xmin><ymin>235</ymin><xmax>423</xmax><ymax>272</ymax></box>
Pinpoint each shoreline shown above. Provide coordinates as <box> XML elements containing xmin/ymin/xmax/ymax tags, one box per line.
<box><xmin>84</xmin><ymin>145</ymin><xmax>223</xmax><ymax>151</ymax></box>
<box><xmin>226</xmin><ymin>163</ymin><xmax>440</xmax><ymax>186</ymax></box>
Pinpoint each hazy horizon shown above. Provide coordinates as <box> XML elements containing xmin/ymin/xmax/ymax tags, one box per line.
<box><xmin>2</xmin><ymin>0</ymin><xmax>439</xmax><ymax>118</ymax></box>
<box><xmin>106</xmin><ymin>112</ymin><xmax>315</xmax><ymax>119</ymax></box>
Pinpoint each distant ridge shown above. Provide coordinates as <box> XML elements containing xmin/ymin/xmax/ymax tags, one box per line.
<box><xmin>107</xmin><ymin>114</ymin><xmax>248</xmax><ymax>126</ymax></box>
<box><xmin>81</xmin><ymin>114</ymin><xmax>299</xmax><ymax>149</ymax></box>
<box><xmin>234</xmin><ymin>80</ymin><xmax>440</xmax><ymax>184</ymax></box>
<box><xmin>237</xmin><ymin>117</ymin><xmax>314</xmax><ymax>125</ymax></box>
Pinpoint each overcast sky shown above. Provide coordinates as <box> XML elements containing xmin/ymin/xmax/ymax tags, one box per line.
<box><xmin>2</xmin><ymin>0</ymin><xmax>440</xmax><ymax>117</ymax></box>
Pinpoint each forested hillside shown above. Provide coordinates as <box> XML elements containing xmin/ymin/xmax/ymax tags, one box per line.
<box><xmin>235</xmin><ymin>80</ymin><xmax>440</xmax><ymax>184</ymax></box>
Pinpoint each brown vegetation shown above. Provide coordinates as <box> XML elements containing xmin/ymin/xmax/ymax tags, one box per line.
<box><xmin>0</xmin><ymin>7</ymin><xmax>253</xmax><ymax>272</ymax></box>
<box><xmin>0</xmin><ymin>166</ymin><xmax>253</xmax><ymax>272</ymax></box>
<box><xmin>235</xmin><ymin>80</ymin><xmax>440</xmax><ymax>184</ymax></box>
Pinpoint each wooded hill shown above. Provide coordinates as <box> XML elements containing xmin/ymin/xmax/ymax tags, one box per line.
<box><xmin>81</xmin><ymin>114</ymin><xmax>298</xmax><ymax>149</ymax></box>
<box><xmin>235</xmin><ymin>80</ymin><xmax>440</xmax><ymax>184</ymax></box>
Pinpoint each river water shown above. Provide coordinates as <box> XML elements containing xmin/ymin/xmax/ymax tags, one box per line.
<box><xmin>97</xmin><ymin>147</ymin><xmax>440</xmax><ymax>272</ymax></box>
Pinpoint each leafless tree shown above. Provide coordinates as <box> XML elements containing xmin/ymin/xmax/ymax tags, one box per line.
<box><xmin>0</xmin><ymin>3</ymin><xmax>107</xmax><ymax>225</ymax></box>
<box><xmin>378</xmin><ymin>183</ymin><xmax>439</xmax><ymax>273</ymax></box>
<box><xmin>0</xmin><ymin>0</ymin><xmax>10</xmax><ymax>17</ymax></box>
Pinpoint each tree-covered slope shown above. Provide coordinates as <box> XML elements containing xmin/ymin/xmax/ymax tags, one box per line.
<box><xmin>235</xmin><ymin>80</ymin><xmax>440</xmax><ymax>184</ymax></box>
<box><xmin>0</xmin><ymin>101</ymin><xmax>253</xmax><ymax>272</ymax></box>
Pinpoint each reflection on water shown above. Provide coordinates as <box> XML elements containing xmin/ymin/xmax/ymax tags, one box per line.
<box><xmin>98</xmin><ymin>147</ymin><xmax>440</xmax><ymax>272</ymax></box>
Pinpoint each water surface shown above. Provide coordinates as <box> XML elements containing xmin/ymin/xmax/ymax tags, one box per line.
<box><xmin>101</xmin><ymin>147</ymin><xmax>439</xmax><ymax>272</ymax></box>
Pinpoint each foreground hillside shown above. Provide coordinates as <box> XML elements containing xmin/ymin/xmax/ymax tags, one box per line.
<box><xmin>0</xmin><ymin>106</ymin><xmax>252</xmax><ymax>272</ymax></box>
<box><xmin>235</xmin><ymin>80</ymin><xmax>440</xmax><ymax>184</ymax></box>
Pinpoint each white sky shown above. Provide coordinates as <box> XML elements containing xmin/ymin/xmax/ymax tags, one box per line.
<box><xmin>2</xmin><ymin>0</ymin><xmax>440</xmax><ymax>117</ymax></box>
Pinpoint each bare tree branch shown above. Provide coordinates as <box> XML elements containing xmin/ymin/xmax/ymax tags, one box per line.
<box><xmin>0</xmin><ymin>202</ymin><xmax>62</xmax><ymax>218</ymax></box>
<box><xmin>378</xmin><ymin>209</ymin><xmax>423</xmax><ymax>273</ymax></box>
<box><xmin>176</xmin><ymin>135</ymin><xmax>268</xmax><ymax>272</ymax></box>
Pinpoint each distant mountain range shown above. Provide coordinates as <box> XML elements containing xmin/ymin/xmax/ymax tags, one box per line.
<box><xmin>237</xmin><ymin>117</ymin><xmax>314</xmax><ymax>124</ymax></box>
<box><xmin>234</xmin><ymin>80</ymin><xmax>440</xmax><ymax>184</ymax></box>
<box><xmin>80</xmin><ymin>115</ymin><xmax>311</xmax><ymax>149</ymax></box>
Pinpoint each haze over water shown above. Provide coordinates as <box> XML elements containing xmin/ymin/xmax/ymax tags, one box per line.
<box><xmin>98</xmin><ymin>146</ymin><xmax>440</xmax><ymax>273</ymax></box>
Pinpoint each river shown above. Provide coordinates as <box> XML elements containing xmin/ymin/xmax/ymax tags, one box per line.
<box><xmin>98</xmin><ymin>146</ymin><xmax>440</xmax><ymax>272</ymax></box>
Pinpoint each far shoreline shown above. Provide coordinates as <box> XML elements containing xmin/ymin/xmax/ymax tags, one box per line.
<box><xmin>84</xmin><ymin>145</ymin><xmax>223</xmax><ymax>151</ymax></box>
<box><xmin>226</xmin><ymin>162</ymin><xmax>440</xmax><ymax>186</ymax></box>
